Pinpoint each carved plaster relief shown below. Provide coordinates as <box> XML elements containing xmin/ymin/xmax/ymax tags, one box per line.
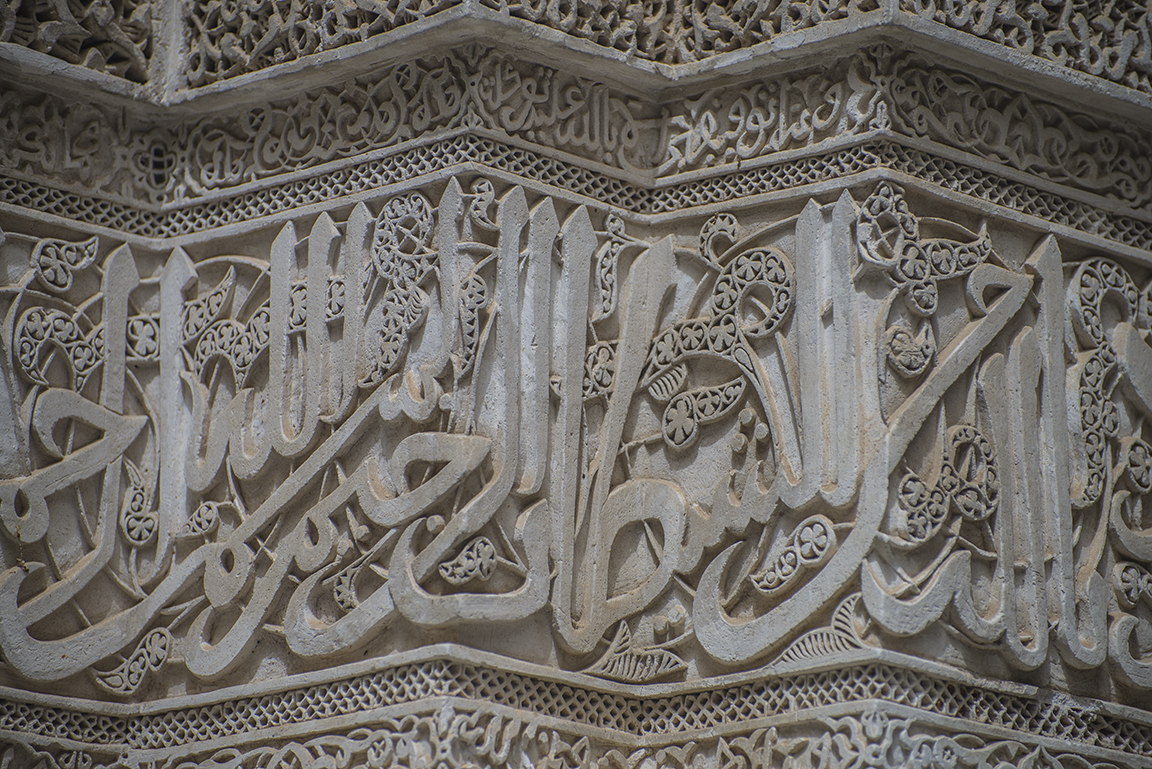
<box><xmin>0</xmin><ymin>216</ymin><xmax>1149</xmax><ymax>757</ymax></box>
<box><xmin>2</xmin><ymin>3</ymin><xmax>1152</xmax><ymax>769</ymax></box>
<box><xmin>3</xmin><ymin>51</ymin><xmax>1152</xmax><ymax>284</ymax></box>
<box><xmin>901</xmin><ymin>0</ymin><xmax>1152</xmax><ymax>94</ymax></box>
<box><xmin>8</xmin><ymin>46</ymin><xmax>1152</xmax><ymax>217</ymax></box>
<box><xmin>0</xmin><ymin>0</ymin><xmax>151</xmax><ymax>81</ymax></box>
<box><xmin>476</xmin><ymin>0</ymin><xmax>880</xmax><ymax>64</ymax></box>
<box><xmin>185</xmin><ymin>0</ymin><xmax>461</xmax><ymax>87</ymax></box>
<box><xmin>4</xmin><ymin>0</ymin><xmax>1150</xmax><ymax>101</ymax></box>
<box><xmin>0</xmin><ymin>87</ymin><xmax>175</xmax><ymax>206</ymax></box>
<box><xmin>1</xmin><ymin>174</ymin><xmax>1151</xmax><ymax>703</ymax></box>
<box><xmin>182</xmin><ymin>0</ymin><xmax>1152</xmax><ymax>97</ymax></box>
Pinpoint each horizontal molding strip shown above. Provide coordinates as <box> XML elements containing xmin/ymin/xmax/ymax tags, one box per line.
<box><xmin>3</xmin><ymin>137</ymin><xmax>1151</xmax><ymax>260</ymax></box>
<box><xmin>4</xmin><ymin>652</ymin><xmax>1152</xmax><ymax>762</ymax></box>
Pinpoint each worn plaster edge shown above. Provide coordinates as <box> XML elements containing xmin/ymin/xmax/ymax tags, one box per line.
<box><xmin>0</xmin><ymin>200</ymin><xmax>162</xmax><ymax>250</ymax></box>
<box><xmin>0</xmin><ymin>169</ymin><xmax>164</xmax><ymax>215</ymax></box>
<box><xmin>153</xmin><ymin>0</ymin><xmax>185</xmax><ymax>98</ymax></box>
<box><xmin>0</xmin><ymin>44</ymin><xmax>165</xmax><ymax>122</ymax></box>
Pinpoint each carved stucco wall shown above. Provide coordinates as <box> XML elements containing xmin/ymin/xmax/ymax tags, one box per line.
<box><xmin>1</xmin><ymin>2</ymin><xmax>1152</xmax><ymax>768</ymax></box>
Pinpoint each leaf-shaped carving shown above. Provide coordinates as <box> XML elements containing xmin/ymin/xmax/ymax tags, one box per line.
<box><xmin>750</xmin><ymin>514</ymin><xmax>836</xmax><ymax>596</ymax></box>
<box><xmin>647</xmin><ymin>363</ymin><xmax>687</xmax><ymax>402</ymax></box>
<box><xmin>93</xmin><ymin>628</ymin><xmax>171</xmax><ymax>696</ymax></box>
<box><xmin>662</xmin><ymin>378</ymin><xmax>746</xmax><ymax>450</ymax></box>
<box><xmin>439</xmin><ymin>536</ymin><xmax>497</xmax><ymax>586</ymax></box>
<box><xmin>183</xmin><ymin>267</ymin><xmax>236</xmax><ymax>346</ymax></box>
<box><xmin>584</xmin><ymin>623</ymin><xmax>686</xmax><ymax>683</ymax></box>
<box><xmin>32</xmin><ymin>235</ymin><xmax>98</xmax><ymax>293</ymax></box>
<box><xmin>772</xmin><ymin>594</ymin><xmax>869</xmax><ymax>666</ymax></box>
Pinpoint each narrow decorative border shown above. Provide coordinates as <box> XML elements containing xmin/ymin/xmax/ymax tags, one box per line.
<box><xmin>6</xmin><ymin>658</ymin><xmax>1151</xmax><ymax>761</ymax></box>
<box><xmin>3</xmin><ymin>137</ymin><xmax>1150</xmax><ymax>254</ymax></box>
